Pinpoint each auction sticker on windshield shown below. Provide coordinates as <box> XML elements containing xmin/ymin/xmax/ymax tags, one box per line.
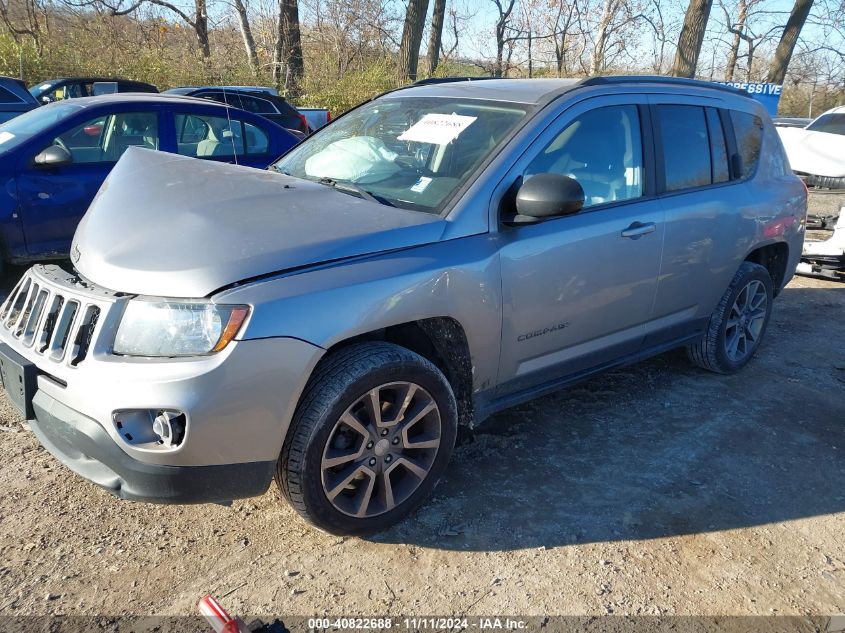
<box><xmin>398</xmin><ymin>113</ymin><xmax>477</xmax><ymax>145</ymax></box>
<box><xmin>0</xmin><ymin>132</ymin><xmax>15</xmax><ymax>145</ymax></box>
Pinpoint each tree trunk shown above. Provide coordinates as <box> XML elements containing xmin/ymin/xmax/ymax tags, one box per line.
<box><xmin>232</xmin><ymin>0</ymin><xmax>259</xmax><ymax>76</ymax></box>
<box><xmin>724</xmin><ymin>0</ymin><xmax>746</xmax><ymax>81</ymax></box>
<box><xmin>280</xmin><ymin>0</ymin><xmax>304</xmax><ymax>96</ymax></box>
<box><xmin>273</xmin><ymin>4</ymin><xmax>283</xmax><ymax>86</ymax></box>
<box><xmin>590</xmin><ymin>0</ymin><xmax>616</xmax><ymax>75</ymax></box>
<box><xmin>766</xmin><ymin>0</ymin><xmax>813</xmax><ymax>84</ymax></box>
<box><xmin>426</xmin><ymin>0</ymin><xmax>446</xmax><ymax>75</ymax></box>
<box><xmin>527</xmin><ymin>29</ymin><xmax>532</xmax><ymax>78</ymax></box>
<box><xmin>194</xmin><ymin>0</ymin><xmax>210</xmax><ymax>59</ymax></box>
<box><xmin>671</xmin><ymin>0</ymin><xmax>713</xmax><ymax>78</ymax></box>
<box><xmin>397</xmin><ymin>0</ymin><xmax>430</xmax><ymax>83</ymax></box>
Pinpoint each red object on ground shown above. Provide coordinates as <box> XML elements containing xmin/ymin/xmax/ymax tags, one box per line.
<box><xmin>199</xmin><ymin>594</ymin><xmax>237</xmax><ymax>633</ymax></box>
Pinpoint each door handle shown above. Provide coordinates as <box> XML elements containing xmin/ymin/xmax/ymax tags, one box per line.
<box><xmin>621</xmin><ymin>222</ymin><xmax>656</xmax><ymax>239</ymax></box>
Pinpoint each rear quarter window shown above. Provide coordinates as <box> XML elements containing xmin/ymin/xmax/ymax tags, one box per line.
<box><xmin>730</xmin><ymin>110</ymin><xmax>763</xmax><ymax>179</ymax></box>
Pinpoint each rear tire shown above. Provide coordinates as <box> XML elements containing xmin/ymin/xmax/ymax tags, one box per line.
<box><xmin>687</xmin><ymin>261</ymin><xmax>774</xmax><ymax>374</ymax></box>
<box><xmin>277</xmin><ymin>342</ymin><xmax>457</xmax><ymax>535</ymax></box>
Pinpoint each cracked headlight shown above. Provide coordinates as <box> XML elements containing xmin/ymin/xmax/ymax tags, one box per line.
<box><xmin>113</xmin><ymin>300</ymin><xmax>250</xmax><ymax>357</ymax></box>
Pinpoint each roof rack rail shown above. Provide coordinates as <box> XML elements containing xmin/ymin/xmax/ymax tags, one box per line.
<box><xmin>412</xmin><ymin>76</ymin><xmax>500</xmax><ymax>86</ymax></box>
<box><xmin>579</xmin><ymin>75</ymin><xmax>747</xmax><ymax>97</ymax></box>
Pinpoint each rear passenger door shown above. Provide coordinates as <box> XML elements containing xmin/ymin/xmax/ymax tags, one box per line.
<box><xmin>645</xmin><ymin>96</ymin><xmax>760</xmax><ymax>347</ymax></box>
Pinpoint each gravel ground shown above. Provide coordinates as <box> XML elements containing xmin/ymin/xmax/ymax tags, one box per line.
<box><xmin>0</xmin><ymin>270</ymin><xmax>843</xmax><ymax>623</ymax></box>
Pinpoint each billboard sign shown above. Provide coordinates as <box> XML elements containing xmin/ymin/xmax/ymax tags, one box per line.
<box><xmin>713</xmin><ymin>82</ymin><xmax>783</xmax><ymax>117</ymax></box>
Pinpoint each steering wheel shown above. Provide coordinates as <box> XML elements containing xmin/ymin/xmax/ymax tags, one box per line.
<box><xmin>395</xmin><ymin>156</ymin><xmax>435</xmax><ymax>178</ymax></box>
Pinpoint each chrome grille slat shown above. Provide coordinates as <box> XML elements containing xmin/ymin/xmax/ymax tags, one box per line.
<box><xmin>13</xmin><ymin>282</ymin><xmax>38</xmax><ymax>336</ymax></box>
<box><xmin>49</xmin><ymin>300</ymin><xmax>80</xmax><ymax>362</ymax></box>
<box><xmin>21</xmin><ymin>288</ymin><xmax>49</xmax><ymax>346</ymax></box>
<box><xmin>36</xmin><ymin>294</ymin><xmax>63</xmax><ymax>354</ymax></box>
<box><xmin>2</xmin><ymin>266</ymin><xmax>116</xmax><ymax>368</ymax></box>
<box><xmin>0</xmin><ymin>277</ymin><xmax>26</xmax><ymax>323</ymax></box>
<box><xmin>6</xmin><ymin>278</ymin><xmax>32</xmax><ymax>329</ymax></box>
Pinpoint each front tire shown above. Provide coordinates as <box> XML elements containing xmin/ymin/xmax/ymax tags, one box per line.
<box><xmin>277</xmin><ymin>342</ymin><xmax>457</xmax><ymax>535</ymax></box>
<box><xmin>687</xmin><ymin>261</ymin><xmax>774</xmax><ymax>374</ymax></box>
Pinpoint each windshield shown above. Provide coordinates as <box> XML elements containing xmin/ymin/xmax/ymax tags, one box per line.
<box><xmin>273</xmin><ymin>97</ymin><xmax>529</xmax><ymax>213</ymax></box>
<box><xmin>806</xmin><ymin>113</ymin><xmax>845</xmax><ymax>136</ymax></box>
<box><xmin>0</xmin><ymin>102</ymin><xmax>84</xmax><ymax>152</ymax></box>
<box><xmin>29</xmin><ymin>82</ymin><xmax>52</xmax><ymax>97</ymax></box>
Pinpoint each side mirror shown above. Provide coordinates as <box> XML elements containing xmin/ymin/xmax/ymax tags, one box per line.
<box><xmin>34</xmin><ymin>145</ymin><xmax>72</xmax><ymax>167</ymax></box>
<box><xmin>513</xmin><ymin>173</ymin><xmax>585</xmax><ymax>223</ymax></box>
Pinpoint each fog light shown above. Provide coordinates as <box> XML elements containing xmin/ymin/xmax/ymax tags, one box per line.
<box><xmin>113</xmin><ymin>408</ymin><xmax>186</xmax><ymax>449</ymax></box>
<box><xmin>152</xmin><ymin>411</ymin><xmax>186</xmax><ymax>447</ymax></box>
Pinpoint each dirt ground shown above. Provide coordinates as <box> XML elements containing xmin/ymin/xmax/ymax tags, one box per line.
<box><xmin>0</xmin><ymin>268</ymin><xmax>843</xmax><ymax>623</ymax></box>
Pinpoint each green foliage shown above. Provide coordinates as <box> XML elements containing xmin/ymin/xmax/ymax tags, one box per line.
<box><xmin>297</xmin><ymin>59</ymin><xmax>397</xmax><ymax>112</ymax></box>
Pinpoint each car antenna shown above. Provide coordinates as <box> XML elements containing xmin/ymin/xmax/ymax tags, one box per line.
<box><xmin>221</xmin><ymin>84</ymin><xmax>239</xmax><ymax>166</ymax></box>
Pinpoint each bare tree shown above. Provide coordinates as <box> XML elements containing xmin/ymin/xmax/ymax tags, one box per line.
<box><xmin>0</xmin><ymin>0</ymin><xmax>48</xmax><ymax>52</ymax></box>
<box><xmin>672</xmin><ymin>0</ymin><xmax>713</xmax><ymax>77</ymax></box>
<box><xmin>767</xmin><ymin>0</ymin><xmax>814</xmax><ymax>84</ymax></box>
<box><xmin>547</xmin><ymin>0</ymin><xmax>582</xmax><ymax>76</ymax></box>
<box><xmin>397</xmin><ymin>0</ymin><xmax>430</xmax><ymax>82</ymax></box>
<box><xmin>490</xmin><ymin>0</ymin><xmax>517</xmax><ymax>77</ymax></box>
<box><xmin>426</xmin><ymin>0</ymin><xmax>446</xmax><ymax>74</ymax></box>
<box><xmin>590</xmin><ymin>0</ymin><xmax>620</xmax><ymax>74</ymax></box>
<box><xmin>231</xmin><ymin>0</ymin><xmax>259</xmax><ymax>75</ymax></box>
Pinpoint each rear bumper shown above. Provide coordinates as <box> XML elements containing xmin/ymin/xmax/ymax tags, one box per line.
<box><xmin>30</xmin><ymin>389</ymin><xmax>276</xmax><ymax>503</ymax></box>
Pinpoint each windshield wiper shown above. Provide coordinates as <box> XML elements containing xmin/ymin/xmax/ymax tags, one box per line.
<box><xmin>317</xmin><ymin>177</ymin><xmax>395</xmax><ymax>207</ymax></box>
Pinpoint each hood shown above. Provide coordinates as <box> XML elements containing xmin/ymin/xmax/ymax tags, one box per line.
<box><xmin>72</xmin><ymin>148</ymin><xmax>446</xmax><ymax>297</ymax></box>
<box><xmin>776</xmin><ymin>127</ymin><xmax>845</xmax><ymax>178</ymax></box>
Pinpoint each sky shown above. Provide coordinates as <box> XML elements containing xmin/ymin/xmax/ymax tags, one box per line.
<box><xmin>425</xmin><ymin>0</ymin><xmax>840</xmax><ymax>79</ymax></box>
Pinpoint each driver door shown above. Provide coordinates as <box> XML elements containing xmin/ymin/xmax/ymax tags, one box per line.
<box><xmin>496</xmin><ymin>95</ymin><xmax>665</xmax><ymax>396</ymax></box>
<box><xmin>16</xmin><ymin>110</ymin><xmax>160</xmax><ymax>257</ymax></box>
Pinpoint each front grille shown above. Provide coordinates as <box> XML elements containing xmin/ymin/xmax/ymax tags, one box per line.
<box><xmin>1</xmin><ymin>266</ymin><xmax>115</xmax><ymax>367</ymax></box>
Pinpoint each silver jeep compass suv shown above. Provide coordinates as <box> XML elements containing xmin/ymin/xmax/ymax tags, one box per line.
<box><xmin>0</xmin><ymin>77</ymin><xmax>806</xmax><ymax>535</ymax></box>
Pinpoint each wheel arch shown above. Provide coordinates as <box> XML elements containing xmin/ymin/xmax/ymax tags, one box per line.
<box><xmin>317</xmin><ymin>317</ymin><xmax>476</xmax><ymax>429</ymax></box>
<box><xmin>744</xmin><ymin>241</ymin><xmax>790</xmax><ymax>296</ymax></box>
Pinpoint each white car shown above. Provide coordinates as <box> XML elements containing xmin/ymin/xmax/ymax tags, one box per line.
<box><xmin>777</xmin><ymin>106</ymin><xmax>845</xmax><ymax>188</ymax></box>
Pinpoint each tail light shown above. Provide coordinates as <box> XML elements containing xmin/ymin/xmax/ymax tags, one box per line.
<box><xmin>326</xmin><ymin>111</ymin><xmax>332</xmax><ymax>122</ymax></box>
<box><xmin>297</xmin><ymin>112</ymin><xmax>309</xmax><ymax>133</ymax></box>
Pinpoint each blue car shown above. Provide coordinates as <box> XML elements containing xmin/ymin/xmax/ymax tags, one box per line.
<box><xmin>0</xmin><ymin>76</ymin><xmax>39</xmax><ymax>124</ymax></box>
<box><xmin>0</xmin><ymin>93</ymin><xmax>299</xmax><ymax>265</ymax></box>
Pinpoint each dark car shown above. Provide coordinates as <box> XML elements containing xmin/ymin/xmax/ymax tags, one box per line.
<box><xmin>0</xmin><ymin>76</ymin><xmax>40</xmax><ymax>124</ymax></box>
<box><xmin>0</xmin><ymin>93</ymin><xmax>298</xmax><ymax>264</ymax></box>
<box><xmin>29</xmin><ymin>77</ymin><xmax>158</xmax><ymax>104</ymax></box>
<box><xmin>165</xmin><ymin>86</ymin><xmax>310</xmax><ymax>135</ymax></box>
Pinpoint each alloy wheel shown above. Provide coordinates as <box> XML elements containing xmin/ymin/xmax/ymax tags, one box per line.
<box><xmin>320</xmin><ymin>381</ymin><xmax>442</xmax><ymax>518</ymax></box>
<box><xmin>724</xmin><ymin>279</ymin><xmax>768</xmax><ymax>363</ymax></box>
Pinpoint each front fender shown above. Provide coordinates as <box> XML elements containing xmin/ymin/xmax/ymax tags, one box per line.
<box><xmin>215</xmin><ymin>235</ymin><xmax>503</xmax><ymax>394</ymax></box>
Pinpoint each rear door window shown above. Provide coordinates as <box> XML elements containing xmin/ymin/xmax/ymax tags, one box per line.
<box><xmin>243</xmin><ymin>121</ymin><xmax>270</xmax><ymax>154</ymax></box>
<box><xmin>656</xmin><ymin>105</ymin><xmax>711</xmax><ymax>191</ymax></box>
<box><xmin>174</xmin><ymin>113</ymin><xmax>247</xmax><ymax>158</ymax></box>
<box><xmin>238</xmin><ymin>95</ymin><xmax>277</xmax><ymax>114</ymax></box>
<box><xmin>730</xmin><ymin>110</ymin><xmax>763</xmax><ymax>179</ymax></box>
